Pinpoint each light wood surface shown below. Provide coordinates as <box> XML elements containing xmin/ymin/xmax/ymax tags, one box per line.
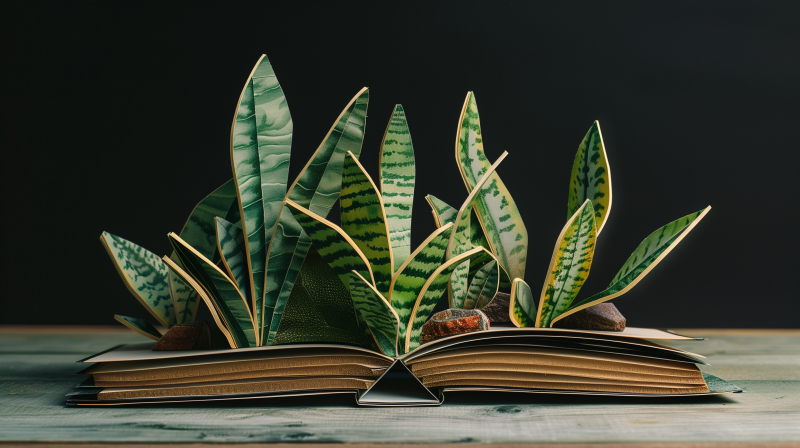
<box><xmin>0</xmin><ymin>327</ymin><xmax>798</xmax><ymax>446</ymax></box>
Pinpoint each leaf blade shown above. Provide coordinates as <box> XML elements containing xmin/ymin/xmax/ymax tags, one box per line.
<box><xmin>568</xmin><ymin>121</ymin><xmax>612</xmax><ymax>234</ymax></box>
<box><xmin>349</xmin><ymin>271</ymin><xmax>400</xmax><ymax>357</ymax></box>
<box><xmin>509</xmin><ymin>278</ymin><xmax>537</xmax><ymax>327</ymax></box>
<box><xmin>425</xmin><ymin>195</ymin><xmax>458</xmax><ymax>227</ymax></box>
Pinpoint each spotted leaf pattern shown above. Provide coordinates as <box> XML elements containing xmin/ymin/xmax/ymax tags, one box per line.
<box><xmin>509</xmin><ymin>278</ymin><xmax>537</xmax><ymax>327</ymax></box>
<box><xmin>568</xmin><ymin>121</ymin><xmax>612</xmax><ymax>234</ymax></box>
<box><xmin>349</xmin><ymin>271</ymin><xmax>400</xmax><ymax>357</ymax></box>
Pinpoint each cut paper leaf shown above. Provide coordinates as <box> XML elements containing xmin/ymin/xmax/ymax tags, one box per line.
<box><xmin>215</xmin><ymin>217</ymin><xmax>250</xmax><ymax>305</ymax></box>
<box><xmin>264</xmin><ymin>88</ymin><xmax>370</xmax><ymax>345</ymax></box>
<box><xmin>568</xmin><ymin>120</ymin><xmax>612</xmax><ymax>235</ymax></box>
<box><xmin>470</xmin><ymin>210</ymin><xmax>491</xmax><ymax>251</ymax></box>
<box><xmin>406</xmin><ymin>247</ymin><xmax>485</xmax><ymax>354</ymax></box>
<box><xmin>509</xmin><ymin>278</ymin><xmax>537</xmax><ymax>327</ymax></box>
<box><xmin>456</xmin><ymin>92</ymin><xmax>528</xmax><ymax>282</ymax></box>
<box><xmin>173</xmin><ymin>179</ymin><xmax>241</xmax><ymax>264</ymax></box>
<box><xmin>425</xmin><ymin>195</ymin><xmax>457</xmax><ymax>228</ymax></box>
<box><xmin>465</xmin><ymin>260</ymin><xmax>499</xmax><ymax>310</ymax></box>
<box><xmin>100</xmin><ymin>232</ymin><xmax>175</xmax><ymax>327</ymax></box>
<box><xmin>551</xmin><ymin>206</ymin><xmax>711</xmax><ymax>327</ymax></box>
<box><xmin>166</xmin><ymin>268</ymin><xmax>195</xmax><ymax>325</ymax></box>
<box><xmin>349</xmin><ymin>271</ymin><xmax>401</xmax><ymax>357</ymax></box>
<box><xmin>389</xmin><ymin>223</ymin><xmax>454</xmax><ymax>339</ymax></box>
<box><xmin>284</xmin><ymin>199</ymin><xmax>374</xmax><ymax>289</ymax></box>
<box><xmin>114</xmin><ymin>315</ymin><xmax>162</xmax><ymax>341</ymax></box>
<box><xmin>168</xmin><ymin>233</ymin><xmax>257</xmax><ymax>348</ymax></box>
<box><xmin>536</xmin><ymin>200</ymin><xmax>597</xmax><ymax>328</ymax></box>
<box><xmin>379</xmin><ymin>105</ymin><xmax>416</xmax><ymax>270</ymax></box>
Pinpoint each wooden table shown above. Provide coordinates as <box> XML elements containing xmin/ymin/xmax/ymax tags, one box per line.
<box><xmin>1</xmin><ymin>327</ymin><xmax>798</xmax><ymax>447</ymax></box>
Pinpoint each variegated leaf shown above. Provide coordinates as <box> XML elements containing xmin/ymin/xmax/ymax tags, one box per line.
<box><xmin>173</xmin><ymin>179</ymin><xmax>240</xmax><ymax>263</ymax></box>
<box><xmin>425</xmin><ymin>195</ymin><xmax>457</xmax><ymax>227</ymax></box>
<box><xmin>264</xmin><ymin>88</ymin><xmax>369</xmax><ymax>345</ymax></box>
<box><xmin>456</xmin><ymin>92</ymin><xmax>528</xmax><ymax>281</ymax></box>
<box><xmin>341</xmin><ymin>151</ymin><xmax>393</xmax><ymax>298</ymax></box>
<box><xmin>215</xmin><ymin>217</ymin><xmax>250</xmax><ymax>304</ymax></box>
<box><xmin>168</xmin><ymin>233</ymin><xmax>257</xmax><ymax>348</ymax></box>
<box><xmin>100</xmin><ymin>232</ymin><xmax>175</xmax><ymax>327</ymax></box>
<box><xmin>471</xmin><ymin>261</ymin><xmax>500</xmax><ymax>310</ymax></box>
<box><xmin>349</xmin><ymin>271</ymin><xmax>400</xmax><ymax>357</ymax></box>
<box><xmin>379</xmin><ymin>105</ymin><xmax>415</xmax><ymax>270</ymax></box>
<box><xmin>166</xmin><ymin>269</ymin><xmax>195</xmax><ymax>325</ymax></box>
<box><xmin>568</xmin><ymin>121</ymin><xmax>612</xmax><ymax>234</ymax></box>
<box><xmin>388</xmin><ymin>223</ymin><xmax>454</xmax><ymax>340</ymax></box>
<box><xmin>114</xmin><ymin>315</ymin><xmax>162</xmax><ymax>341</ymax></box>
<box><xmin>509</xmin><ymin>278</ymin><xmax>537</xmax><ymax>327</ymax></box>
<box><xmin>536</xmin><ymin>200</ymin><xmax>597</xmax><ymax>328</ymax></box>
<box><xmin>551</xmin><ymin>207</ymin><xmax>711</xmax><ymax>326</ymax></box>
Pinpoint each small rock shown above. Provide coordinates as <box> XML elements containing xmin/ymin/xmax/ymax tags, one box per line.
<box><xmin>479</xmin><ymin>292</ymin><xmax>511</xmax><ymax>323</ymax></box>
<box><xmin>552</xmin><ymin>302</ymin><xmax>626</xmax><ymax>332</ymax></box>
<box><xmin>152</xmin><ymin>321</ymin><xmax>212</xmax><ymax>350</ymax></box>
<box><xmin>421</xmin><ymin>309</ymin><xmax>490</xmax><ymax>344</ymax></box>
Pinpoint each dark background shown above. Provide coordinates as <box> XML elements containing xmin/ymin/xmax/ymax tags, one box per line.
<box><xmin>3</xmin><ymin>2</ymin><xmax>798</xmax><ymax>328</ymax></box>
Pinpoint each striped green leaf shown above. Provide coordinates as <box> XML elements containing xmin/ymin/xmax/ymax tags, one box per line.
<box><xmin>341</xmin><ymin>151</ymin><xmax>393</xmax><ymax>298</ymax></box>
<box><xmin>166</xmin><ymin>268</ymin><xmax>195</xmax><ymax>325</ymax></box>
<box><xmin>272</xmin><ymin>246</ymin><xmax>374</xmax><ymax>349</ymax></box>
<box><xmin>349</xmin><ymin>271</ymin><xmax>400</xmax><ymax>357</ymax></box>
<box><xmin>568</xmin><ymin>121</ymin><xmax>612</xmax><ymax>234</ymax></box>
<box><xmin>114</xmin><ymin>315</ymin><xmax>162</xmax><ymax>341</ymax></box>
<box><xmin>551</xmin><ymin>206</ymin><xmax>711</xmax><ymax>326</ymax></box>
<box><xmin>466</xmin><ymin>260</ymin><xmax>499</xmax><ymax>310</ymax></box>
<box><xmin>284</xmin><ymin>199</ymin><xmax>373</xmax><ymax>289</ymax></box>
<box><xmin>379</xmin><ymin>105</ymin><xmax>415</xmax><ymax>270</ymax></box>
<box><xmin>100</xmin><ymin>232</ymin><xmax>175</xmax><ymax>327</ymax></box>
<box><xmin>389</xmin><ymin>223</ymin><xmax>454</xmax><ymax>339</ymax></box>
<box><xmin>536</xmin><ymin>200</ymin><xmax>597</xmax><ymax>328</ymax></box>
<box><xmin>168</xmin><ymin>233</ymin><xmax>257</xmax><ymax>348</ymax></box>
<box><xmin>404</xmin><ymin>247</ymin><xmax>485</xmax><ymax>354</ymax></box>
<box><xmin>509</xmin><ymin>278</ymin><xmax>536</xmax><ymax>327</ymax></box>
<box><xmin>264</xmin><ymin>88</ymin><xmax>369</xmax><ymax>345</ymax></box>
<box><xmin>456</xmin><ymin>92</ymin><xmax>528</xmax><ymax>282</ymax></box>
<box><xmin>215</xmin><ymin>217</ymin><xmax>250</xmax><ymax>304</ymax></box>
<box><xmin>425</xmin><ymin>195</ymin><xmax>457</xmax><ymax>228</ymax></box>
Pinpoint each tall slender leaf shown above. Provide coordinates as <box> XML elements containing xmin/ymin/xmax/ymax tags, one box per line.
<box><xmin>509</xmin><ymin>278</ymin><xmax>537</xmax><ymax>327</ymax></box>
<box><xmin>173</xmin><ymin>179</ymin><xmax>241</xmax><ymax>263</ymax></box>
<box><xmin>536</xmin><ymin>200</ymin><xmax>597</xmax><ymax>328</ymax></box>
<box><xmin>465</xmin><ymin>260</ymin><xmax>499</xmax><ymax>310</ymax></box>
<box><xmin>568</xmin><ymin>121</ymin><xmax>612</xmax><ymax>234</ymax></box>
<box><xmin>349</xmin><ymin>271</ymin><xmax>400</xmax><ymax>357</ymax></box>
<box><xmin>551</xmin><ymin>207</ymin><xmax>710</xmax><ymax>326</ymax></box>
<box><xmin>114</xmin><ymin>315</ymin><xmax>162</xmax><ymax>341</ymax></box>
<box><xmin>341</xmin><ymin>151</ymin><xmax>393</xmax><ymax>297</ymax></box>
<box><xmin>379</xmin><ymin>105</ymin><xmax>415</xmax><ymax>270</ymax></box>
<box><xmin>425</xmin><ymin>195</ymin><xmax>458</xmax><ymax>228</ymax></box>
<box><xmin>456</xmin><ymin>92</ymin><xmax>528</xmax><ymax>281</ymax></box>
<box><xmin>215</xmin><ymin>217</ymin><xmax>250</xmax><ymax>303</ymax></box>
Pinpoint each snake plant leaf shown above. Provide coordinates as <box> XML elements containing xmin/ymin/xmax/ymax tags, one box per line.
<box><xmin>551</xmin><ymin>206</ymin><xmax>711</xmax><ymax>327</ymax></box>
<box><xmin>447</xmin><ymin>151</ymin><xmax>508</xmax><ymax>309</ymax></box>
<box><xmin>568</xmin><ymin>120</ymin><xmax>612</xmax><ymax>235</ymax></box>
<box><xmin>349</xmin><ymin>271</ymin><xmax>400</xmax><ymax>357</ymax></box>
<box><xmin>264</xmin><ymin>88</ymin><xmax>370</xmax><ymax>345</ymax></box>
<box><xmin>100</xmin><ymin>232</ymin><xmax>175</xmax><ymax>327</ymax></box>
<box><xmin>508</xmin><ymin>278</ymin><xmax>537</xmax><ymax>327</ymax></box>
<box><xmin>166</xmin><ymin>269</ymin><xmax>195</xmax><ymax>325</ymax></box>
<box><xmin>405</xmin><ymin>247</ymin><xmax>484</xmax><ymax>354</ymax></box>
<box><xmin>163</xmin><ymin>256</ymin><xmax>236</xmax><ymax>348</ymax></box>
<box><xmin>341</xmin><ymin>151</ymin><xmax>394</xmax><ymax>297</ymax></box>
<box><xmin>379</xmin><ymin>105</ymin><xmax>415</xmax><ymax>270</ymax></box>
<box><xmin>425</xmin><ymin>195</ymin><xmax>457</xmax><ymax>228</ymax></box>
<box><xmin>272</xmin><ymin>246</ymin><xmax>374</xmax><ymax>348</ymax></box>
<box><xmin>215</xmin><ymin>217</ymin><xmax>250</xmax><ymax>305</ymax></box>
<box><xmin>465</xmin><ymin>260</ymin><xmax>499</xmax><ymax>310</ymax></box>
<box><xmin>284</xmin><ymin>199</ymin><xmax>374</xmax><ymax>289</ymax></box>
<box><xmin>456</xmin><ymin>92</ymin><xmax>528</xmax><ymax>282</ymax></box>
<box><xmin>168</xmin><ymin>233</ymin><xmax>257</xmax><ymax>348</ymax></box>
<box><xmin>388</xmin><ymin>223</ymin><xmax>454</xmax><ymax>339</ymax></box>
<box><xmin>230</xmin><ymin>55</ymin><xmax>293</xmax><ymax>345</ymax></box>
<box><xmin>173</xmin><ymin>179</ymin><xmax>241</xmax><ymax>263</ymax></box>
<box><xmin>114</xmin><ymin>315</ymin><xmax>162</xmax><ymax>341</ymax></box>
<box><xmin>536</xmin><ymin>200</ymin><xmax>597</xmax><ymax>328</ymax></box>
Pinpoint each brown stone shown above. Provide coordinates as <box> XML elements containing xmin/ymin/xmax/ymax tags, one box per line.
<box><xmin>420</xmin><ymin>309</ymin><xmax>490</xmax><ymax>344</ymax></box>
<box><xmin>552</xmin><ymin>302</ymin><xmax>626</xmax><ymax>332</ymax></box>
<box><xmin>152</xmin><ymin>321</ymin><xmax>212</xmax><ymax>350</ymax></box>
<box><xmin>479</xmin><ymin>292</ymin><xmax>511</xmax><ymax>323</ymax></box>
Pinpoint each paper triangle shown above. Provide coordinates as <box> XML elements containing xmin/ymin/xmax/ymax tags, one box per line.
<box><xmin>357</xmin><ymin>360</ymin><xmax>440</xmax><ymax>406</ymax></box>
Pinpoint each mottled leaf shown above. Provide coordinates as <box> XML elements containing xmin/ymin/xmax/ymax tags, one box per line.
<box><xmin>349</xmin><ymin>271</ymin><xmax>400</xmax><ymax>357</ymax></box>
<box><xmin>509</xmin><ymin>278</ymin><xmax>537</xmax><ymax>327</ymax></box>
<box><xmin>166</xmin><ymin>269</ymin><xmax>195</xmax><ymax>325</ymax></box>
<box><xmin>536</xmin><ymin>200</ymin><xmax>597</xmax><ymax>328</ymax></box>
<box><xmin>551</xmin><ymin>207</ymin><xmax>711</xmax><ymax>326</ymax></box>
<box><xmin>215</xmin><ymin>217</ymin><xmax>250</xmax><ymax>304</ymax></box>
<box><xmin>425</xmin><ymin>195</ymin><xmax>457</xmax><ymax>227</ymax></box>
<box><xmin>465</xmin><ymin>260</ymin><xmax>499</xmax><ymax>310</ymax></box>
<box><xmin>568</xmin><ymin>121</ymin><xmax>612</xmax><ymax>234</ymax></box>
<box><xmin>114</xmin><ymin>315</ymin><xmax>162</xmax><ymax>341</ymax></box>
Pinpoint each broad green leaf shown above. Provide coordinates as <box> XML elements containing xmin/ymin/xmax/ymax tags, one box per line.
<box><xmin>114</xmin><ymin>315</ymin><xmax>162</xmax><ymax>341</ymax></box>
<box><xmin>568</xmin><ymin>121</ymin><xmax>612</xmax><ymax>234</ymax></box>
<box><xmin>388</xmin><ymin>223</ymin><xmax>454</xmax><ymax>339</ymax></box>
<box><xmin>100</xmin><ymin>232</ymin><xmax>175</xmax><ymax>327</ymax></box>
<box><xmin>272</xmin><ymin>246</ymin><xmax>374</xmax><ymax>348</ymax></box>
<box><xmin>264</xmin><ymin>88</ymin><xmax>369</xmax><ymax>345</ymax></box>
<box><xmin>215</xmin><ymin>217</ymin><xmax>250</xmax><ymax>304</ymax></box>
<box><xmin>284</xmin><ymin>199</ymin><xmax>373</xmax><ymax>289</ymax></box>
<box><xmin>168</xmin><ymin>233</ymin><xmax>257</xmax><ymax>348</ymax></box>
<box><xmin>536</xmin><ymin>200</ymin><xmax>597</xmax><ymax>328</ymax></box>
<box><xmin>166</xmin><ymin>268</ymin><xmax>195</xmax><ymax>325</ymax></box>
<box><xmin>173</xmin><ymin>179</ymin><xmax>241</xmax><ymax>264</ymax></box>
<box><xmin>509</xmin><ymin>278</ymin><xmax>536</xmax><ymax>327</ymax></box>
<box><xmin>551</xmin><ymin>206</ymin><xmax>711</xmax><ymax>326</ymax></box>
<box><xmin>379</xmin><ymin>105</ymin><xmax>416</xmax><ymax>269</ymax></box>
<box><xmin>341</xmin><ymin>151</ymin><xmax>393</xmax><ymax>298</ymax></box>
<box><xmin>404</xmin><ymin>247</ymin><xmax>485</xmax><ymax>354</ymax></box>
<box><xmin>349</xmin><ymin>271</ymin><xmax>400</xmax><ymax>357</ymax></box>
<box><xmin>465</xmin><ymin>260</ymin><xmax>499</xmax><ymax>310</ymax></box>
<box><xmin>456</xmin><ymin>92</ymin><xmax>528</xmax><ymax>281</ymax></box>
<box><xmin>425</xmin><ymin>195</ymin><xmax>457</xmax><ymax>227</ymax></box>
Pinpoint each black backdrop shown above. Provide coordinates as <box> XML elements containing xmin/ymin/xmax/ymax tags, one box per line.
<box><xmin>4</xmin><ymin>1</ymin><xmax>798</xmax><ymax>328</ymax></box>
